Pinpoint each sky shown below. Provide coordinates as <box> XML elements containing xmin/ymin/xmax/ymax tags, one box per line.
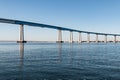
<box><xmin>0</xmin><ymin>0</ymin><xmax>120</xmax><ymax>41</ymax></box>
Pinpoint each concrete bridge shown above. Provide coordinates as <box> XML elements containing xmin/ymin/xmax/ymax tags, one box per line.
<box><xmin>0</xmin><ymin>18</ymin><xmax>120</xmax><ymax>43</ymax></box>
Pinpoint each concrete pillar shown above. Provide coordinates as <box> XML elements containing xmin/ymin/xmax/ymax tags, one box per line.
<box><xmin>87</xmin><ymin>33</ymin><xmax>90</xmax><ymax>43</ymax></box>
<box><xmin>57</xmin><ymin>30</ymin><xmax>63</xmax><ymax>43</ymax></box>
<box><xmin>114</xmin><ymin>35</ymin><xmax>116</xmax><ymax>43</ymax></box>
<box><xmin>17</xmin><ymin>25</ymin><xmax>26</xmax><ymax>43</ymax></box>
<box><xmin>104</xmin><ymin>35</ymin><xmax>107</xmax><ymax>43</ymax></box>
<box><xmin>70</xmin><ymin>31</ymin><xmax>73</xmax><ymax>43</ymax></box>
<box><xmin>20</xmin><ymin>25</ymin><xmax>24</xmax><ymax>41</ymax></box>
<box><xmin>79</xmin><ymin>32</ymin><xmax>82</xmax><ymax>43</ymax></box>
<box><xmin>96</xmin><ymin>34</ymin><xmax>98</xmax><ymax>43</ymax></box>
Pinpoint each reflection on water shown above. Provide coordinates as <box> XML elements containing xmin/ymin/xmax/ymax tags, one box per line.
<box><xmin>0</xmin><ymin>43</ymin><xmax>120</xmax><ymax>80</ymax></box>
<box><xmin>19</xmin><ymin>43</ymin><xmax>24</xmax><ymax>80</ymax></box>
<box><xmin>69</xmin><ymin>44</ymin><xmax>73</xmax><ymax>64</ymax></box>
<box><xmin>57</xmin><ymin>43</ymin><xmax>62</xmax><ymax>63</ymax></box>
<box><xmin>19</xmin><ymin>43</ymin><xmax>24</xmax><ymax>69</ymax></box>
<box><xmin>19</xmin><ymin>43</ymin><xmax>24</xmax><ymax>59</ymax></box>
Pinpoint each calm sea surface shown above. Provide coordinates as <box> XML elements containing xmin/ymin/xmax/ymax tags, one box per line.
<box><xmin>0</xmin><ymin>42</ymin><xmax>120</xmax><ymax>80</ymax></box>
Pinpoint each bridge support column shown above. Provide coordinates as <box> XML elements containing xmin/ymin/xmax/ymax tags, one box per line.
<box><xmin>104</xmin><ymin>35</ymin><xmax>107</xmax><ymax>43</ymax></box>
<box><xmin>96</xmin><ymin>34</ymin><xmax>98</xmax><ymax>43</ymax></box>
<box><xmin>114</xmin><ymin>35</ymin><xmax>116</xmax><ymax>43</ymax></box>
<box><xmin>17</xmin><ymin>25</ymin><xmax>26</xmax><ymax>43</ymax></box>
<box><xmin>87</xmin><ymin>33</ymin><xmax>90</xmax><ymax>43</ymax></box>
<box><xmin>70</xmin><ymin>31</ymin><xmax>73</xmax><ymax>43</ymax></box>
<box><xmin>57</xmin><ymin>30</ymin><xmax>63</xmax><ymax>43</ymax></box>
<box><xmin>78</xmin><ymin>32</ymin><xmax>82</xmax><ymax>43</ymax></box>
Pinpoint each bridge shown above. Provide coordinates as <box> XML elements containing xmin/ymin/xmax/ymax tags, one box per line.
<box><xmin>0</xmin><ymin>18</ymin><xmax>120</xmax><ymax>43</ymax></box>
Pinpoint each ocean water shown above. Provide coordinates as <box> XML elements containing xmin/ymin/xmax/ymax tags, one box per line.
<box><xmin>0</xmin><ymin>42</ymin><xmax>120</xmax><ymax>80</ymax></box>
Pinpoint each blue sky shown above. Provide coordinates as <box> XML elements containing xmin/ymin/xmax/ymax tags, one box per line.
<box><xmin>0</xmin><ymin>0</ymin><xmax>120</xmax><ymax>41</ymax></box>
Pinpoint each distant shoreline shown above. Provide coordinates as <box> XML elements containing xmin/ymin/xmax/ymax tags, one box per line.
<box><xmin>0</xmin><ymin>40</ymin><xmax>120</xmax><ymax>43</ymax></box>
